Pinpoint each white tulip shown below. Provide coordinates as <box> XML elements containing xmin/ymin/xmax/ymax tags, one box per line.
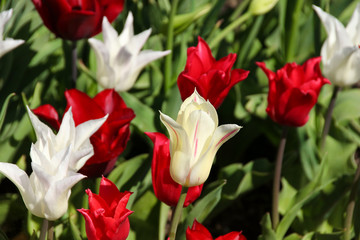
<box><xmin>160</xmin><ymin>90</ymin><xmax>241</xmax><ymax>187</ymax></box>
<box><xmin>0</xmin><ymin>9</ymin><xmax>24</xmax><ymax>58</ymax></box>
<box><xmin>89</xmin><ymin>12</ymin><xmax>171</xmax><ymax>92</ymax></box>
<box><xmin>0</xmin><ymin>107</ymin><xmax>107</xmax><ymax>220</ymax></box>
<box><xmin>313</xmin><ymin>4</ymin><xmax>360</xmax><ymax>87</ymax></box>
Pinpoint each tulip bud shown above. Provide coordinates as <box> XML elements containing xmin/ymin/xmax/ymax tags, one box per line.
<box><xmin>249</xmin><ymin>0</ymin><xmax>279</xmax><ymax>15</ymax></box>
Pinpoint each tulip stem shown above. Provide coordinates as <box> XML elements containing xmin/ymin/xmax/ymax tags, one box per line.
<box><xmin>344</xmin><ymin>155</ymin><xmax>360</xmax><ymax>240</ymax></box>
<box><xmin>169</xmin><ymin>186</ymin><xmax>188</xmax><ymax>240</ymax></box>
<box><xmin>320</xmin><ymin>86</ymin><xmax>341</xmax><ymax>151</ymax></box>
<box><xmin>71</xmin><ymin>41</ymin><xmax>78</xmax><ymax>86</ymax></box>
<box><xmin>164</xmin><ymin>0</ymin><xmax>179</xmax><ymax>93</ymax></box>
<box><xmin>208</xmin><ymin>11</ymin><xmax>252</xmax><ymax>49</ymax></box>
<box><xmin>272</xmin><ymin>126</ymin><xmax>289</xmax><ymax>229</ymax></box>
<box><xmin>39</xmin><ymin>219</ymin><xmax>54</xmax><ymax>240</ymax></box>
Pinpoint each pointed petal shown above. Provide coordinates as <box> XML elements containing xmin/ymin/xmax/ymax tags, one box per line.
<box><xmin>346</xmin><ymin>3</ymin><xmax>360</xmax><ymax>44</ymax></box>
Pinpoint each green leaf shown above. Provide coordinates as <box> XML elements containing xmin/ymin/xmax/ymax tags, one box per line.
<box><xmin>178</xmin><ymin>180</ymin><xmax>226</xmax><ymax>239</ymax></box>
<box><xmin>107</xmin><ymin>154</ymin><xmax>149</xmax><ymax>191</ymax></box>
<box><xmin>0</xmin><ymin>93</ymin><xmax>15</xmax><ymax>132</ymax></box>
<box><xmin>333</xmin><ymin>89</ymin><xmax>360</xmax><ymax>123</ymax></box>
<box><xmin>258</xmin><ymin>213</ymin><xmax>278</xmax><ymax>240</ymax></box>
<box><xmin>120</xmin><ymin>92</ymin><xmax>157</xmax><ymax>133</ymax></box>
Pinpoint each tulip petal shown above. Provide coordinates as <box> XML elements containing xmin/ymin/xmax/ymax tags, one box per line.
<box><xmin>0</xmin><ymin>163</ymin><xmax>36</xmax><ymax>215</ymax></box>
<box><xmin>345</xmin><ymin>3</ymin><xmax>360</xmax><ymax>45</ymax></box>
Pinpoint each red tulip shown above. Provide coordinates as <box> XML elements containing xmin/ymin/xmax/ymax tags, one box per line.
<box><xmin>145</xmin><ymin>132</ymin><xmax>203</xmax><ymax>207</ymax></box>
<box><xmin>31</xmin><ymin>0</ymin><xmax>124</xmax><ymax>40</ymax></box>
<box><xmin>33</xmin><ymin>89</ymin><xmax>135</xmax><ymax>177</ymax></box>
<box><xmin>186</xmin><ymin>219</ymin><xmax>247</xmax><ymax>240</ymax></box>
<box><xmin>78</xmin><ymin>176</ymin><xmax>133</xmax><ymax>240</ymax></box>
<box><xmin>256</xmin><ymin>57</ymin><xmax>330</xmax><ymax>127</ymax></box>
<box><xmin>177</xmin><ymin>36</ymin><xmax>249</xmax><ymax>108</ymax></box>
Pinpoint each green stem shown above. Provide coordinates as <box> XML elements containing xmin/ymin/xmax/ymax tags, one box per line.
<box><xmin>169</xmin><ymin>187</ymin><xmax>188</xmax><ymax>240</ymax></box>
<box><xmin>344</xmin><ymin>157</ymin><xmax>360</xmax><ymax>240</ymax></box>
<box><xmin>71</xmin><ymin>41</ymin><xmax>78</xmax><ymax>86</ymax></box>
<box><xmin>320</xmin><ymin>86</ymin><xmax>341</xmax><ymax>151</ymax></box>
<box><xmin>39</xmin><ymin>219</ymin><xmax>48</xmax><ymax>240</ymax></box>
<box><xmin>209</xmin><ymin>11</ymin><xmax>252</xmax><ymax>49</ymax></box>
<box><xmin>39</xmin><ymin>219</ymin><xmax>54</xmax><ymax>240</ymax></box>
<box><xmin>47</xmin><ymin>221</ymin><xmax>54</xmax><ymax>240</ymax></box>
<box><xmin>272</xmin><ymin>126</ymin><xmax>289</xmax><ymax>229</ymax></box>
<box><xmin>164</xmin><ymin>0</ymin><xmax>180</xmax><ymax>93</ymax></box>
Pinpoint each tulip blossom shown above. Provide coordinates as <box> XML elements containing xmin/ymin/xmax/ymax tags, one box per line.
<box><xmin>78</xmin><ymin>176</ymin><xmax>133</xmax><ymax>240</ymax></box>
<box><xmin>256</xmin><ymin>57</ymin><xmax>330</xmax><ymax>127</ymax></box>
<box><xmin>313</xmin><ymin>4</ymin><xmax>360</xmax><ymax>87</ymax></box>
<box><xmin>0</xmin><ymin>107</ymin><xmax>107</xmax><ymax>220</ymax></box>
<box><xmin>88</xmin><ymin>12</ymin><xmax>171</xmax><ymax>92</ymax></box>
<box><xmin>0</xmin><ymin>9</ymin><xmax>24</xmax><ymax>58</ymax></box>
<box><xmin>177</xmin><ymin>36</ymin><xmax>249</xmax><ymax>108</ymax></box>
<box><xmin>31</xmin><ymin>0</ymin><xmax>124</xmax><ymax>40</ymax></box>
<box><xmin>186</xmin><ymin>219</ymin><xmax>247</xmax><ymax>240</ymax></box>
<box><xmin>33</xmin><ymin>89</ymin><xmax>135</xmax><ymax>177</ymax></box>
<box><xmin>159</xmin><ymin>90</ymin><xmax>241</xmax><ymax>187</ymax></box>
<box><xmin>145</xmin><ymin>132</ymin><xmax>203</xmax><ymax>207</ymax></box>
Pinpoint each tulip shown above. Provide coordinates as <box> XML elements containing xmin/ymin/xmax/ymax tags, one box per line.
<box><xmin>159</xmin><ymin>90</ymin><xmax>241</xmax><ymax>187</ymax></box>
<box><xmin>313</xmin><ymin>4</ymin><xmax>360</xmax><ymax>87</ymax></box>
<box><xmin>78</xmin><ymin>176</ymin><xmax>133</xmax><ymax>240</ymax></box>
<box><xmin>89</xmin><ymin>13</ymin><xmax>171</xmax><ymax>92</ymax></box>
<box><xmin>145</xmin><ymin>132</ymin><xmax>203</xmax><ymax>207</ymax></box>
<box><xmin>0</xmin><ymin>9</ymin><xmax>24</xmax><ymax>58</ymax></box>
<box><xmin>186</xmin><ymin>219</ymin><xmax>247</xmax><ymax>240</ymax></box>
<box><xmin>0</xmin><ymin>107</ymin><xmax>107</xmax><ymax>220</ymax></box>
<box><xmin>177</xmin><ymin>36</ymin><xmax>249</xmax><ymax>108</ymax></box>
<box><xmin>33</xmin><ymin>89</ymin><xmax>135</xmax><ymax>177</ymax></box>
<box><xmin>31</xmin><ymin>0</ymin><xmax>124</xmax><ymax>40</ymax></box>
<box><xmin>256</xmin><ymin>57</ymin><xmax>330</xmax><ymax>127</ymax></box>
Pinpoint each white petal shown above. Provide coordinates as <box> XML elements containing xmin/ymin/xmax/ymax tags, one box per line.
<box><xmin>44</xmin><ymin>172</ymin><xmax>85</xmax><ymax>220</ymax></box>
<box><xmin>102</xmin><ymin>17</ymin><xmax>120</xmax><ymax>51</ymax></box>
<box><xmin>0</xmin><ymin>9</ymin><xmax>13</xmax><ymax>39</ymax></box>
<box><xmin>346</xmin><ymin>3</ymin><xmax>360</xmax><ymax>44</ymax></box>
<box><xmin>169</xmin><ymin>150</ymin><xmax>191</xmax><ymax>186</ymax></box>
<box><xmin>135</xmin><ymin>50</ymin><xmax>171</xmax><ymax>71</ymax></box>
<box><xmin>0</xmin><ymin>163</ymin><xmax>37</xmax><ymax>214</ymax></box>
<box><xmin>55</xmin><ymin>107</ymin><xmax>75</xmax><ymax>149</ymax></box>
<box><xmin>118</xmin><ymin>12</ymin><xmax>134</xmax><ymax>44</ymax></box>
<box><xmin>26</xmin><ymin>106</ymin><xmax>56</xmax><ymax>145</ymax></box>
<box><xmin>127</xmin><ymin>29</ymin><xmax>152</xmax><ymax>55</ymax></box>
<box><xmin>0</xmin><ymin>39</ymin><xmax>24</xmax><ymax>58</ymax></box>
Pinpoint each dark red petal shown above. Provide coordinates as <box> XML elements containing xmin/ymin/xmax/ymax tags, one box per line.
<box><xmin>65</xmin><ymin>89</ymin><xmax>105</xmax><ymax>125</ymax></box>
<box><xmin>215</xmin><ymin>231</ymin><xmax>247</xmax><ymax>240</ymax></box>
<box><xmin>32</xmin><ymin>104</ymin><xmax>61</xmax><ymax>131</ymax></box>
<box><xmin>101</xmin><ymin>0</ymin><xmax>125</xmax><ymax>23</ymax></box>
<box><xmin>196</xmin><ymin>36</ymin><xmax>216</xmax><ymax>70</ymax></box>
<box><xmin>93</xmin><ymin>89</ymin><xmax>127</xmax><ymax>114</ymax></box>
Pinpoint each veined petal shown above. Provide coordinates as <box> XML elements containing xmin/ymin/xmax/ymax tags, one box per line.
<box><xmin>188</xmin><ymin>124</ymin><xmax>241</xmax><ymax>186</ymax></box>
<box><xmin>159</xmin><ymin>111</ymin><xmax>190</xmax><ymax>157</ymax></box>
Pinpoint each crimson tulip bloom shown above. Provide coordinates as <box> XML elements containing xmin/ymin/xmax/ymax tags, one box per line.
<box><xmin>186</xmin><ymin>219</ymin><xmax>247</xmax><ymax>240</ymax></box>
<box><xmin>177</xmin><ymin>36</ymin><xmax>249</xmax><ymax>108</ymax></box>
<box><xmin>78</xmin><ymin>176</ymin><xmax>133</xmax><ymax>240</ymax></box>
<box><xmin>33</xmin><ymin>89</ymin><xmax>135</xmax><ymax>177</ymax></box>
<box><xmin>145</xmin><ymin>132</ymin><xmax>203</xmax><ymax>207</ymax></box>
<box><xmin>31</xmin><ymin>0</ymin><xmax>124</xmax><ymax>40</ymax></box>
<box><xmin>256</xmin><ymin>57</ymin><xmax>330</xmax><ymax>127</ymax></box>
